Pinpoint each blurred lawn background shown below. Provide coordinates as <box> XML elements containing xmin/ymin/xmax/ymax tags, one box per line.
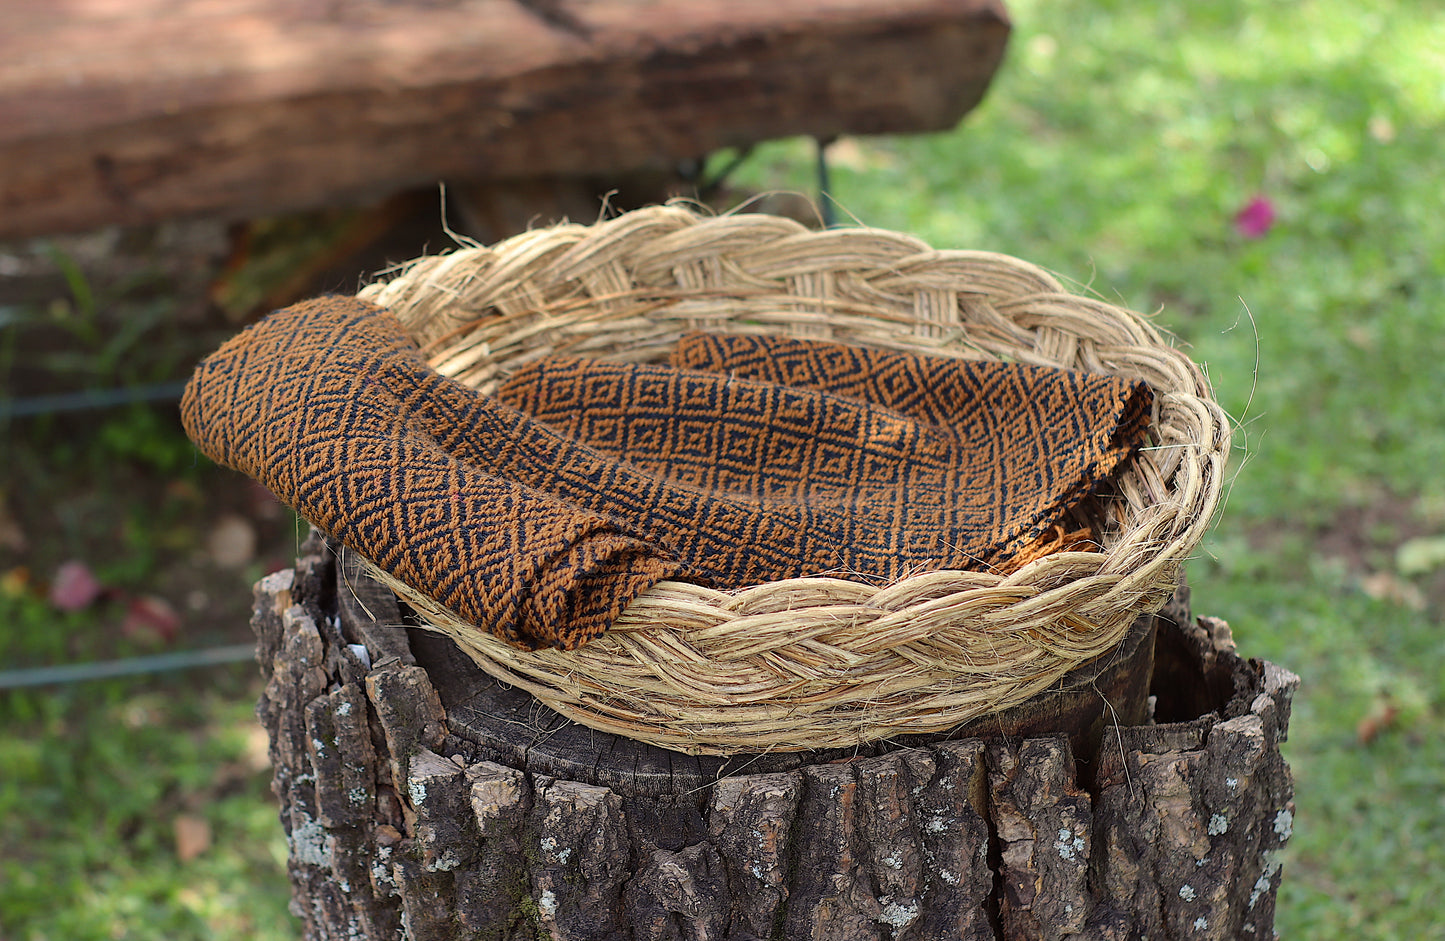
<box><xmin>3</xmin><ymin>0</ymin><xmax>1443</xmax><ymax>937</ymax></box>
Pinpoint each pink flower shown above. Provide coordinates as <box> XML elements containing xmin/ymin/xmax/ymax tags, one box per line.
<box><xmin>49</xmin><ymin>560</ymin><xmax>103</xmax><ymax>611</ymax></box>
<box><xmin>1235</xmin><ymin>196</ymin><xmax>1276</xmax><ymax>239</ymax></box>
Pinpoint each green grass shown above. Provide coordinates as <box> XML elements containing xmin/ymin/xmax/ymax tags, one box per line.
<box><xmin>0</xmin><ymin>667</ymin><xmax>294</xmax><ymax>940</ymax></box>
<box><xmin>0</xmin><ymin>418</ymin><xmax>301</xmax><ymax>940</ymax></box>
<box><xmin>736</xmin><ymin>1</ymin><xmax>1445</xmax><ymax>517</ymax></box>
<box><xmin>5</xmin><ymin>0</ymin><xmax>1443</xmax><ymax>937</ymax></box>
<box><xmin>2</xmin><ymin>260</ymin><xmax>302</xmax><ymax>936</ymax></box>
<box><xmin>725</xmin><ymin>0</ymin><xmax>1445</xmax><ymax>934</ymax></box>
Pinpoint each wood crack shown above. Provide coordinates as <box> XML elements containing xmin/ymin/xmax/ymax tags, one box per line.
<box><xmin>515</xmin><ymin>0</ymin><xmax>593</xmax><ymax>40</ymax></box>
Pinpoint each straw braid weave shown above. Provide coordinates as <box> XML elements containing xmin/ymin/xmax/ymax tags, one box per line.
<box><xmin>354</xmin><ymin>205</ymin><xmax>1229</xmax><ymax>754</ymax></box>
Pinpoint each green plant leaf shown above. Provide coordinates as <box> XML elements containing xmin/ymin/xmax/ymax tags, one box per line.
<box><xmin>1396</xmin><ymin>535</ymin><xmax>1445</xmax><ymax>577</ymax></box>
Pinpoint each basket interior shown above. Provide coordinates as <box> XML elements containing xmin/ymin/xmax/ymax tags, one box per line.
<box><xmin>353</xmin><ymin>206</ymin><xmax>1230</xmax><ymax>754</ymax></box>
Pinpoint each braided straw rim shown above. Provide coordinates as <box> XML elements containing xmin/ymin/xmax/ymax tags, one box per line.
<box><xmin>356</xmin><ymin>205</ymin><xmax>1229</xmax><ymax>755</ymax></box>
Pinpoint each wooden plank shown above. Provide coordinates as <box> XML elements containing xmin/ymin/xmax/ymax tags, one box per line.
<box><xmin>0</xmin><ymin>0</ymin><xmax>1009</xmax><ymax>238</ymax></box>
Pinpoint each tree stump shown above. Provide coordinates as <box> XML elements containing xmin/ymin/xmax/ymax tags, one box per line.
<box><xmin>253</xmin><ymin>535</ymin><xmax>1296</xmax><ymax>940</ymax></box>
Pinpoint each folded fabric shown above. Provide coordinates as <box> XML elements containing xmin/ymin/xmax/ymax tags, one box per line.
<box><xmin>183</xmin><ymin>297</ymin><xmax>682</xmax><ymax>651</ymax></box>
<box><xmin>182</xmin><ymin>296</ymin><xmax>1152</xmax><ymax>651</ymax></box>
<box><xmin>504</xmin><ymin>332</ymin><xmax>1154</xmax><ymax>575</ymax></box>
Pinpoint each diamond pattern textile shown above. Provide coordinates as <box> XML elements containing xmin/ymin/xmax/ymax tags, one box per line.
<box><xmin>182</xmin><ymin>297</ymin><xmax>1152</xmax><ymax>650</ymax></box>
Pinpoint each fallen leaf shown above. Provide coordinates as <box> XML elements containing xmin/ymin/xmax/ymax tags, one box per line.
<box><xmin>174</xmin><ymin>814</ymin><xmax>212</xmax><ymax>862</ymax></box>
<box><xmin>242</xmin><ymin>724</ymin><xmax>272</xmax><ymax>773</ymax></box>
<box><xmin>1343</xmin><ymin>325</ymin><xmax>1376</xmax><ymax>351</ymax></box>
<box><xmin>49</xmin><ymin>560</ymin><xmax>103</xmax><ymax>611</ymax></box>
<box><xmin>1396</xmin><ymin>535</ymin><xmax>1445</xmax><ymax>577</ymax></box>
<box><xmin>1358</xmin><ymin>572</ymin><xmax>1425</xmax><ymax>611</ymax></box>
<box><xmin>246</xmin><ymin>481</ymin><xmax>286</xmax><ymax>521</ymax></box>
<box><xmin>0</xmin><ymin>495</ymin><xmax>26</xmax><ymax>552</ymax></box>
<box><xmin>122</xmin><ymin>594</ymin><xmax>182</xmax><ymax>644</ymax></box>
<box><xmin>1357</xmin><ymin>697</ymin><xmax>1401</xmax><ymax>746</ymax></box>
<box><xmin>207</xmin><ymin>513</ymin><xmax>257</xmax><ymax>569</ymax></box>
<box><xmin>1</xmin><ymin>566</ymin><xmax>29</xmax><ymax>598</ymax></box>
<box><xmin>164</xmin><ymin>478</ymin><xmax>204</xmax><ymax>505</ymax></box>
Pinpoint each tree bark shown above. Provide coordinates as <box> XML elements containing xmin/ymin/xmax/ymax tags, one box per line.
<box><xmin>0</xmin><ymin>0</ymin><xmax>1009</xmax><ymax>238</ymax></box>
<box><xmin>253</xmin><ymin>536</ymin><xmax>1296</xmax><ymax>940</ymax></box>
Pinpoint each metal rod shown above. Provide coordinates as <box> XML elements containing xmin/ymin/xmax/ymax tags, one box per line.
<box><xmin>0</xmin><ymin>643</ymin><xmax>257</xmax><ymax>689</ymax></box>
<box><xmin>816</xmin><ymin>136</ymin><xmax>837</xmax><ymax>228</ymax></box>
<box><xmin>1</xmin><ymin>380</ymin><xmax>189</xmax><ymax>419</ymax></box>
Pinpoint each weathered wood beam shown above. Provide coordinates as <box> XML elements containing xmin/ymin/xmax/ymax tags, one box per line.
<box><xmin>0</xmin><ymin>0</ymin><xmax>1009</xmax><ymax>238</ymax></box>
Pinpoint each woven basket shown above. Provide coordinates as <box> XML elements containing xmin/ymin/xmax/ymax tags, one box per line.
<box><xmin>355</xmin><ymin>205</ymin><xmax>1229</xmax><ymax>755</ymax></box>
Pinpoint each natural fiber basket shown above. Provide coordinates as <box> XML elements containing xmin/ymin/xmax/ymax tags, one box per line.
<box><xmin>355</xmin><ymin>205</ymin><xmax>1229</xmax><ymax>755</ymax></box>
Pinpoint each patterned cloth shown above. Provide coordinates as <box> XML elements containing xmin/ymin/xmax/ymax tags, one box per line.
<box><xmin>182</xmin><ymin>297</ymin><xmax>1153</xmax><ymax>650</ymax></box>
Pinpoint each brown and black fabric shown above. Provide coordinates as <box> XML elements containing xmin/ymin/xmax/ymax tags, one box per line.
<box><xmin>182</xmin><ymin>296</ymin><xmax>1153</xmax><ymax>651</ymax></box>
<box><xmin>670</xmin><ymin>332</ymin><xmax>1151</xmax><ymax>567</ymax></box>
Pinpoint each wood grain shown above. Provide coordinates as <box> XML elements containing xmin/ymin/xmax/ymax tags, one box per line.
<box><xmin>0</xmin><ymin>0</ymin><xmax>1009</xmax><ymax>237</ymax></box>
